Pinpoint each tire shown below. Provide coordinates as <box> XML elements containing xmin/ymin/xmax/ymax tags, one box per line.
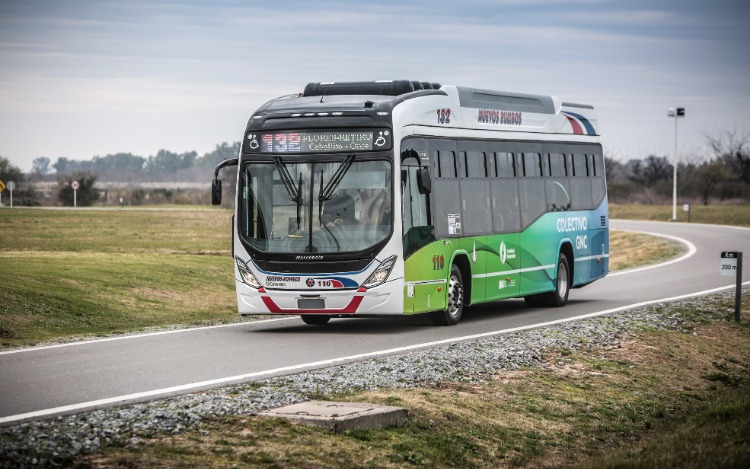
<box><xmin>301</xmin><ymin>315</ymin><xmax>331</xmax><ymax>325</ymax></box>
<box><xmin>431</xmin><ymin>265</ymin><xmax>464</xmax><ymax>326</ymax></box>
<box><xmin>542</xmin><ymin>252</ymin><xmax>570</xmax><ymax>307</ymax></box>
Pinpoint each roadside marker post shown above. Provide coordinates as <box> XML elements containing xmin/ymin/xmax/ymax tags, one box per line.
<box><xmin>721</xmin><ymin>251</ymin><xmax>743</xmax><ymax>322</ymax></box>
<box><xmin>71</xmin><ymin>180</ymin><xmax>80</xmax><ymax>207</ymax></box>
<box><xmin>7</xmin><ymin>181</ymin><xmax>15</xmax><ymax>208</ymax></box>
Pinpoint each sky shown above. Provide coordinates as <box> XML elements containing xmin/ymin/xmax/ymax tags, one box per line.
<box><xmin>1</xmin><ymin>0</ymin><xmax>749</xmax><ymax>172</ymax></box>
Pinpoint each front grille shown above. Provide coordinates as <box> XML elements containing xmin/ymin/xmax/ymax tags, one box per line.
<box><xmin>253</xmin><ymin>259</ymin><xmax>372</xmax><ymax>274</ymax></box>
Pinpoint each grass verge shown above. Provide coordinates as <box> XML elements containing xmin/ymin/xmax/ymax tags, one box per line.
<box><xmin>1</xmin><ymin>207</ymin><xmax>683</xmax><ymax>348</ymax></box>
<box><xmin>85</xmin><ymin>294</ymin><xmax>750</xmax><ymax>468</ymax></box>
<box><xmin>609</xmin><ymin>203</ymin><xmax>750</xmax><ymax>227</ymax></box>
<box><xmin>0</xmin><ymin>208</ymin><xmax>237</xmax><ymax>347</ymax></box>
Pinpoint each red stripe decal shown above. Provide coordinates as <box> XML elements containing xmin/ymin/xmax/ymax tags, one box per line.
<box><xmin>260</xmin><ymin>295</ymin><xmax>364</xmax><ymax>315</ymax></box>
<box><xmin>565</xmin><ymin>115</ymin><xmax>583</xmax><ymax>134</ymax></box>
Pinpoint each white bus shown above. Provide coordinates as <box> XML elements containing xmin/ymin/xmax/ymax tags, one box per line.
<box><xmin>212</xmin><ymin>80</ymin><xmax>608</xmax><ymax>325</ymax></box>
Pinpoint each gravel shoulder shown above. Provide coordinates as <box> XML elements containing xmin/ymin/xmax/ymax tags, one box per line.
<box><xmin>2</xmin><ymin>289</ymin><xmax>747</xmax><ymax>467</ymax></box>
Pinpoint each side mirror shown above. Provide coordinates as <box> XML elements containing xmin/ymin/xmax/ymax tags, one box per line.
<box><xmin>211</xmin><ymin>179</ymin><xmax>222</xmax><ymax>205</ymax></box>
<box><xmin>417</xmin><ymin>167</ymin><xmax>432</xmax><ymax>194</ymax></box>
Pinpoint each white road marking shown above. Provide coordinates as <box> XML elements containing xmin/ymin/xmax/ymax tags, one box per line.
<box><xmin>2</xmin><ymin>280</ymin><xmax>747</xmax><ymax>426</ymax></box>
<box><xmin>0</xmin><ymin>318</ymin><xmax>291</xmax><ymax>356</ymax></box>
<box><xmin>607</xmin><ymin>230</ymin><xmax>697</xmax><ymax>277</ymax></box>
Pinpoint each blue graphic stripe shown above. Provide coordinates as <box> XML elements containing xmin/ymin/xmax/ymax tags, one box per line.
<box><xmin>563</xmin><ymin>111</ymin><xmax>596</xmax><ymax>136</ymax></box>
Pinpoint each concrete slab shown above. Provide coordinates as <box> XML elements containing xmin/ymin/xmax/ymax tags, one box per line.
<box><xmin>259</xmin><ymin>400</ymin><xmax>408</xmax><ymax>432</ymax></box>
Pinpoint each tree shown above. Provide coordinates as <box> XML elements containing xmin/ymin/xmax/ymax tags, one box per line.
<box><xmin>1</xmin><ymin>156</ymin><xmax>40</xmax><ymax>206</ymax></box>
<box><xmin>53</xmin><ymin>157</ymin><xmax>76</xmax><ymax>175</ymax></box>
<box><xmin>0</xmin><ymin>156</ymin><xmax>24</xmax><ymax>183</ymax></box>
<box><xmin>90</xmin><ymin>153</ymin><xmax>146</xmax><ymax>181</ymax></box>
<box><xmin>198</xmin><ymin>142</ymin><xmax>241</xmax><ymax>169</ymax></box>
<box><xmin>57</xmin><ymin>171</ymin><xmax>101</xmax><ymax>206</ymax></box>
<box><xmin>706</xmin><ymin>130</ymin><xmax>750</xmax><ymax>184</ymax></box>
<box><xmin>31</xmin><ymin>157</ymin><xmax>52</xmax><ymax>178</ymax></box>
<box><xmin>690</xmin><ymin>162</ymin><xmax>736</xmax><ymax>205</ymax></box>
<box><xmin>641</xmin><ymin>155</ymin><xmax>673</xmax><ymax>186</ymax></box>
<box><xmin>145</xmin><ymin>150</ymin><xmax>197</xmax><ymax>176</ymax></box>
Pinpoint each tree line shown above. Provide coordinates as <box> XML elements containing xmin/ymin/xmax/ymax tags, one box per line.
<box><xmin>1</xmin><ymin>131</ymin><xmax>749</xmax><ymax>207</ymax></box>
<box><xmin>29</xmin><ymin>142</ymin><xmax>240</xmax><ymax>183</ymax></box>
<box><xmin>1</xmin><ymin>143</ymin><xmax>239</xmax><ymax>206</ymax></box>
<box><xmin>605</xmin><ymin>130</ymin><xmax>749</xmax><ymax>205</ymax></box>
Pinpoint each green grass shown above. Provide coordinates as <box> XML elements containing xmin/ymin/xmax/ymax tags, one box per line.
<box><xmin>610</xmin><ymin>203</ymin><xmax>750</xmax><ymax>227</ymax></box>
<box><xmin>0</xmin><ymin>207</ymin><xmax>237</xmax><ymax>347</ymax></box>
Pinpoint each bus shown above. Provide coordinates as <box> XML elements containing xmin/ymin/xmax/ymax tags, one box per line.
<box><xmin>212</xmin><ymin>80</ymin><xmax>608</xmax><ymax>326</ymax></box>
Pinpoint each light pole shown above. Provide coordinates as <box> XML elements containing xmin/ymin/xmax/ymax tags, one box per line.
<box><xmin>667</xmin><ymin>107</ymin><xmax>685</xmax><ymax>221</ymax></box>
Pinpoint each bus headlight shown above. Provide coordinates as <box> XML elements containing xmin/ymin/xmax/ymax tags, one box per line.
<box><xmin>236</xmin><ymin>257</ymin><xmax>261</xmax><ymax>289</ymax></box>
<box><xmin>362</xmin><ymin>255</ymin><xmax>397</xmax><ymax>289</ymax></box>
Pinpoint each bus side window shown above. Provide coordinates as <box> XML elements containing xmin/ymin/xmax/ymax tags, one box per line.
<box><xmin>570</xmin><ymin>153</ymin><xmax>593</xmax><ymax>209</ymax></box>
<box><xmin>438</xmin><ymin>151</ymin><xmax>457</xmax><ymax>178</ymax></box>
<box><xmin>523</xmin><ymin>153</ymin><xmax>542</xmax><ymax>177</ymax></box>
<box><xmin>591</xmin><ymin>152</ymin><xmax>606</xmax><ymax>207</ymax></box>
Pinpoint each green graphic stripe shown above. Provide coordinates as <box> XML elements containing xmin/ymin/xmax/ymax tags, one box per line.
<box><xmin>472</xmin><ymin>264</ymin><xmax>555</xmax><ymax>279</ymax></box>
<box><xmin>404</xmin><ymin>279</ymin><xmax>447</xmax><ymax>287</ymax></box>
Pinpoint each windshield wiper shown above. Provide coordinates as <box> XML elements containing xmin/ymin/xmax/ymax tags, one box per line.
<box><xmin>318</xmin><ymin>154</ymin><xmax>355</xmax><ymax>202</ymax></box>
<box><xmin>273</xmin><ymin>156</ymin><xmax>303</xmax><ymax>229</ymax></box>
<box><xmin>273</xmin><ymin>156</ymin><xmax>300</xmax><ymax>202</ymax></box>
<box><xmin>317</xmin><ymin>154</ymin><xmax>355</xmax><ymax>229</ymax></box>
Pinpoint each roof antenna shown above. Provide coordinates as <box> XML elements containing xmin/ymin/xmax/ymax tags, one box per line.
<box><xmin>320</xmin><ymin>83</ymin><xmax>329</xmax><ymax>103</ymax></box>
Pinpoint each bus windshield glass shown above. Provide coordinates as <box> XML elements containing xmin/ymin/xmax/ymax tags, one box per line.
<box><xmin>239</xmin><ymin>158</ymin><xmax>392</xmax><ymax>254</ymax></box>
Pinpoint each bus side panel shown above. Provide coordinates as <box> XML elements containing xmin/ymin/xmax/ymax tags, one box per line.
<box><xmin>588</xmin><ymin>198</ymin><xmax>610</xmax><ymax>281</ymax></box>
<box><xmin>459</xmin><ymin>235</ymin><xmax>487</xmax><ymax>304</ymax></box>
<box><xmin>518</xmin><ymin>215</ymin><xmax>560</xmax><ymax>297</ymax></box>
<box><xmin>403</xmin><ymin>240</ymin><xmax>451</xmax><ymax>314</ymax></box>
<box><xmin>483</xmin><ymin>233</ymin><xmax>521</xmax><ymax>302</ymax></box>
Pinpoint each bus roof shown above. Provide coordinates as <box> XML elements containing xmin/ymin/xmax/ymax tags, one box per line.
<box><xmin>250</xmin><ymin>80</ymin><xmax>599</xmax><ymax>137</ymax></box>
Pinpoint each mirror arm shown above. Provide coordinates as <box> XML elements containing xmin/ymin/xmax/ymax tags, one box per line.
<box><xmin>214</xmin><ymin>157</ymin><xmax>239</xmax><ymax>179</ymax></box>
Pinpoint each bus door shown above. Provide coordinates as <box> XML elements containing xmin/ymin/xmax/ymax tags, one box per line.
<box><xmin>401</xmin><ymin>145</ymin><xmax>443</xmax><ymax>314</ymax></box>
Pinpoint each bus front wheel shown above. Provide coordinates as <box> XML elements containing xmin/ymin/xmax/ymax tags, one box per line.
<box><xmin>431</xmin><ymin>265</ymin><xmax>464</xmax><ymax>326</ymax></box>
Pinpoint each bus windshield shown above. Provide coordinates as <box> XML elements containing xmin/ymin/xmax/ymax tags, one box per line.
<box><xmin>239</xmin><ymin>158</ymin><xmax>392</xmax><ymax>254</ymax></box>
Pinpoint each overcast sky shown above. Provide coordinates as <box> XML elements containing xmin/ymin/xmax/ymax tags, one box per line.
<box><xmin>1</xmin><ymin>0</ymin><xmax>749</xmax><ymax>172</ymax></box>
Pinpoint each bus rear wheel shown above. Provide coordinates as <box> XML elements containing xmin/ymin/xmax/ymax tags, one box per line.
<box><xmin>431</xmin><ymin>265</ymin><xmax>464</xmax><ymax>326</ymax></box>
<box><xmin>301</xmin><ymin>315</ymin><xmax>331</xmax><ymax>325</ymax></box>
<box><xmin>542</xmin><ymin>252</ymin><xmax>570</xmax><ymax>307</ymax></box>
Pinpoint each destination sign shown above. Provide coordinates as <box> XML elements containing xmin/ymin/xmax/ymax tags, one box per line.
<box><xmin>244</xmin><ymin>129</ymin><xmax>391</xmax><ymax>154</ymax></box>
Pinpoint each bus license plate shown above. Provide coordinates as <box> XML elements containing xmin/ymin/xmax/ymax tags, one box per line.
<box><xmin>298</xmin><ymin>298</ymin><xmax>325</xmax><ymax>310</ymax></box>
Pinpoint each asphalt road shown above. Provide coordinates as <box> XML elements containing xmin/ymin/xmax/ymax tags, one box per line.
<box><xmin>1</xmin><ymin>220</ymin><xmax>748</xmax><ymax>425</ymax></box>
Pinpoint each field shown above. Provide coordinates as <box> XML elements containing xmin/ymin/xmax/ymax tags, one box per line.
<box><xmin>0</xmin><ymin>208</ymin><xmax>237</xmax><ymax>347</ymax></box>
<box><xmin>0</xmin><ymin>206</ymin><xmax>687</xmax><ymax>348</ymax></box>
<box><xmin>1</xmin><ymin>205</ymin><xmax>749</xmax><ymax>467</ymax></box>
<box><xmin>609</xmin><ymin>203</ymin><xmax>750</xmax><ymax>227</ymax></box>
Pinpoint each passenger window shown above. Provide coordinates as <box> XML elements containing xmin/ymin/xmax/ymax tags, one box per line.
<box><xmin>523</xmin><ymin>153</ymin><xmax>542</xmax><ymax>177</ymax></box>
<box><xmin>519</xmin><ymin>179</ymin><xmax>546</xmax><ymax>226</ymax></box>
<box><xmin>573</xmin><ymin>154</ymin><xmax>588</xmax><ymax>177</ymax></box>
<box><xmin>460</xmin><ymin>180</ymin><xmax>491</xmax><ymax>234</ymax></box>
<box><xmin>548</xmin><ymin>154</ymin><xmax>567</xmax><ymax>177</ymax></box>
<box><xmin>438</xmin><ymin>151</ymin><xmax>457</xmax><ymax>178</ymax></box>
<box><xmin>546</xmin><ymin>179</ymin><xmax>571</xmax><ymax>212</ymax></box>
<box><xmin>433</xmin><ymin>180</ymin><xmax>462</xmax><ymax>237</ymax></box>
<box><xmin>495</xmin><ymin>152</ymin><xmax>515</xmax><ymax>177</ymax></box>
<box><xmin>491</xmin><ymin>179</ymin><xmax>520</xmax><ymax>232</ymax></box>
<box><xmin>465</xmin><ymin>151</ymin><xmax>486</xmax><ymax>178</ymax></box>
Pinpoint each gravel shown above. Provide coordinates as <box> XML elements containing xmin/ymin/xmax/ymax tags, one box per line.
<box><xmin>0</xmin><ymin>291</ymin><xmax>745</xmax><ymax>467</ymax></box>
